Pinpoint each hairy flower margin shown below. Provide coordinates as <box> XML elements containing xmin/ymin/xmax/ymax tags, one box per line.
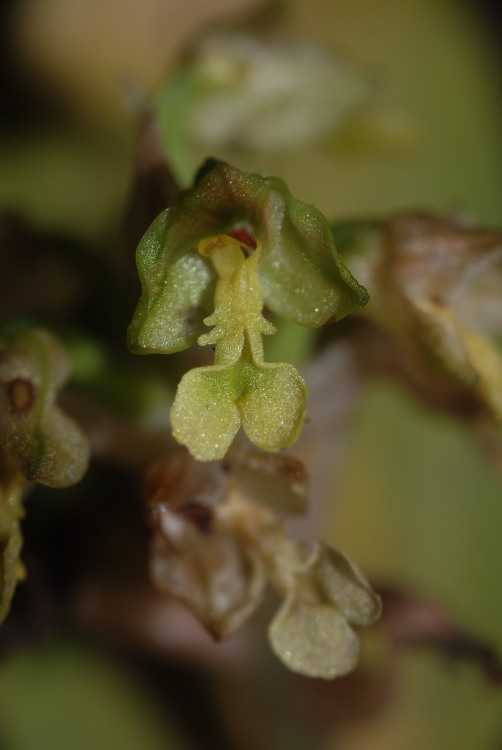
<box><xmin>128</xmin><ymin>160</ymin><xmax>368</xmax><ymax>460</ymax></box>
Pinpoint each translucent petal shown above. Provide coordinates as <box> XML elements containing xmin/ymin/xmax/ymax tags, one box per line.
<box><xmin>225</xmin><ymin>439</ymin><xmax>308</xmax><ymax>514</ymax></box>
<box><xmin>175</xmin><ymin>24</ymin><xmax>370</xmax><ymax>154</ymax></box>
<box><xmin>150</xmin><ymin>507</ymin><xmax>266</xmax><ymax>639</ymax></box>
<box><xmin>309</xmin><ymin>543</ymin><xmax>382</xmax><ymax>626</ymax></box>
<box><xmin>268</xmin><ymin>595</ymin><xmax>360</xmax><ymax>679</ymax></box>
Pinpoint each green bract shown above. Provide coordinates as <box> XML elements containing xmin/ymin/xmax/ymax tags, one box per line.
<box><xmin>129</xmin><ymin>162</ymin><xmax>369</xmax><ymax>460</ymax></box>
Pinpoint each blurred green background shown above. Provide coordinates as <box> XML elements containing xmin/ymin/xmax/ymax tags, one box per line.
<box><xmin>0</xmin><ymin>0</ymin><xmax>501</xmax><ymax>748</ymax></box>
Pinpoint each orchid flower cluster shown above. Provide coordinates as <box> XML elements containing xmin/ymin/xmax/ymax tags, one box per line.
<box><xmin>126</xmin><ymin>159</ymin><xmax>382</xmax><ymax>676</ymax></box>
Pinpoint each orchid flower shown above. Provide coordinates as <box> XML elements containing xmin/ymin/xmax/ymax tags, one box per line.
<box><xmin>128</xmin><ymin>161</ymin><xmax>368</xmax><ymax>460</ymax></box>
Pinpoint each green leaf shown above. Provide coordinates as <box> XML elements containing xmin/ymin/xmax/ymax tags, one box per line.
<box><xmin>0</xmin><ymin>641</ymin><xmax>180</xmax><ymax>750</ymax></box>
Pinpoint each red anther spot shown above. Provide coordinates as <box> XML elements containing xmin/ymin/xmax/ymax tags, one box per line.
<box><xmin>7</xmin><ymin>377</ymin><xmax>36</xmax><ymax>413</ymax></box>
<box><xmin>227</xmin><ymin>228</ymin><xmax>258</xmax><ymax>253</ymax></box>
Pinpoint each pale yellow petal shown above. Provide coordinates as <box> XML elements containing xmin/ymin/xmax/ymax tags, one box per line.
<box><xmin>171</xmin><ymin>366</ymin><xmax>240</xmax><ymax>461</ymax></box>
<box><xmin>239</xmin><ymin>362</ymin><xmax>307</xmax><ymax>451</ymax></box>
<box><xmin>268</xmin><ymin>596</ymin><xmax>360</xmax><ymax>679</ymax></box>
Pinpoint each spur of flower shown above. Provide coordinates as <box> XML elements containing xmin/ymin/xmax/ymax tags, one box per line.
<box><xmin>128</xmin><ymin>160</ymin><xmax>368</xmax><ymax>460</ymax></box>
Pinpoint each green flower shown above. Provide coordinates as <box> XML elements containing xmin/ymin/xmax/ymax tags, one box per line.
<box><xmin>0</xmin><ymin>327</ymin><xmax>90</xmax><ymax>624</ymax></box>
<box><xmin>0</xmin><ymin>328</ymin><xmax>90</xmax><ymax>487</ymax></box>
<box><xmin>129</xmin><ymin>161</ymin><xmax>368</xmax><ymax>460</ymax></box>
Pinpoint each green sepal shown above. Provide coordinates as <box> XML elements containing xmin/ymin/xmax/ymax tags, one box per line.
<box><xmin>127</xmin><ymin>211</ymin><xmax>216</xmax><ymax>354</ymax></box>
<box><xmin>259</xmin><ymin>176</ymin><xmax>369</xmax><ymax>326</ymax></box>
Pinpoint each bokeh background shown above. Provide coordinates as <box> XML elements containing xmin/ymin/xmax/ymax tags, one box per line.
<box><xmin>0</xmin><ymin>0</ymin><xmax>501</xmax><ymax>748</ymax></box>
